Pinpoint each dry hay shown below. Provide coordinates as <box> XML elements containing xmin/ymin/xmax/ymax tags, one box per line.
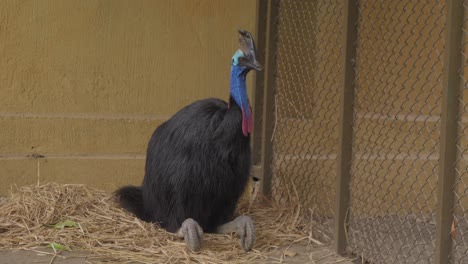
<box><xmin>0</xmin><ymin>183</ymin><xmax>318</xmax><ymax>264</ymax></box>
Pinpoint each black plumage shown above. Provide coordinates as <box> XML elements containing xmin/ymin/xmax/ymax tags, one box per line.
<box><xmin>116</xmin><ymin>30</ymin><xmax>261</xmax><ymax>251</ymax></box>
<box><xmin>117</xmin><ymin>97</ymin><xmax>250</xmax><ymax>233</ymax></box>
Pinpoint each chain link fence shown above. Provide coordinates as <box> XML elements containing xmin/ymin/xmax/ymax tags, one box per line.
<box><xmin>347</xmin><ymin>1</ymin><xmax>445</xmax><ymax>263</ymax></box>
<box><xmin>267</xmin><ymin>0</ymin><xmax>468</xmax><ymax>263</ymax></box>
<box><xmin>270</xmin><ymin>0</ymin><xmax>344</xmax><ymax>243</ymax></box>
<box><xmin>450</xmin><ymin>1</ymin><xmax>468</xmax><ymax>263</ymax></box>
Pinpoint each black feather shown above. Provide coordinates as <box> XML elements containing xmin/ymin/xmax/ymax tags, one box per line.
<box><xmin>116</xmin><ymin>96</ymin><xmax>251</xmax><ymax>233</ymax></box>
<box><xmin>114</xmin><ymin>186</ymin><xmax>147</xmax><ymax>221</ymax></box>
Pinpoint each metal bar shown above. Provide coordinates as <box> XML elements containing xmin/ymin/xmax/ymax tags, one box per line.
<box><xmin>251</xmin><ymin>0</ymin><xmax>269</xmax><ymax>167</ymax></box>
<box><xmin>434</xmin><ymin>0</ymin><xmax>464</xmax><ymax>263</ymax></box>
<box><xmin>334</xmin><ymin>0</ymin><xmax>358</xmax><ymax>255</ymax></box>
<box><xmin>259</xmin><ymin>0</ymin><xmax>279</xmax><ymax>196</ymax></box>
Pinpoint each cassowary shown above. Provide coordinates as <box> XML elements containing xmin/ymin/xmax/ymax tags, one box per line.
<box><xmin>115</xmin><ymin>30</ymin><xmax>262</xmax><ymax>252</ymax></box>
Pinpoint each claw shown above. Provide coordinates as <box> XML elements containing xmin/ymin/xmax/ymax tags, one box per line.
<box><xmin>177</xmin><ymin>218</ymin><xmax>204</xmax><ymax>252</ymax></box>
<box><xmin>236</xmin><ymin>216</ymin><xmax>255</xmax><ymax>252</ymax></box>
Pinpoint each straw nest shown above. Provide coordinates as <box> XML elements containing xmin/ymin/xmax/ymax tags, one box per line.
<box><xmin>0</xmin><ymin>183</ymin><xmax>318</xmax><ymax>263</ymax></box>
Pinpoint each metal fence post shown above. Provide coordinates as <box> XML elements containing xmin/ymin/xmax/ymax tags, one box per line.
<box><xmin>251</xmin><ymin>0</ymin><xmax>269</xmax><ymax>167</ymax></box>
<box><xmin>334</xmin><ymin>0</ymin><xmax>358</xmax><ymax>255</ymax></box>
<box><xmin>257</xmin><ymin>0</ymin><xmax>279</xmax><ymax>196</ymax></box>
<box><xmin>434</xmin><ymin>1</ymin><xmax>464</xmax><ymax>263</ymax></box>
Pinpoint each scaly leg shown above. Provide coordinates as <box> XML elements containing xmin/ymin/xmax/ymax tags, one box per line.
<box><xmin>216</xmin><ymin>215</ymin><xmax>255</xmax><ymax>252</ymax></box>
<box><xmin>176</xmin><ymin>218</ymin><xmax>204</xmax><ymax>252</ymax></box>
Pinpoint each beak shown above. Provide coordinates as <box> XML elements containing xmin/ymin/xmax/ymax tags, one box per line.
<box><xmin>238</xmin><ymin>30</ymin><xmax>263</xmax><ymax>71</ymax></box>
<box><xmin>243</xmin><ymin>58</ymin><xmax>263</xmax><ymax>71</ymax></box>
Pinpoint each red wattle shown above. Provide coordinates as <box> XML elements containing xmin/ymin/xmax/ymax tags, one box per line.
<box><xmin>241</xmin><ymin>108</ymin><xmax>253</xmax><ymax>137</ymax></box>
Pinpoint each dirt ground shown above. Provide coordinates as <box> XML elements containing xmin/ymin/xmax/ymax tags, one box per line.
<box><xmin>0</xmin><ymin>244</ymin><xmax>357</xmax><ymax>264</ymax></box>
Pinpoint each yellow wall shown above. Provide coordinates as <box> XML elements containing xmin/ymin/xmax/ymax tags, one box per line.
<box><xmin>271</xmin><ymin>0</ymin><xmax>344</xmax><ymax>218</ymax></box>
<box><xmin>270</xmin><ymin>0</ymin><xmax>453</xmax><ymax>218</ymax></box>
<box><xmin>0</xmin><ymin>0</ymin><xmax>257</xmax><ymax>194</ymax></box>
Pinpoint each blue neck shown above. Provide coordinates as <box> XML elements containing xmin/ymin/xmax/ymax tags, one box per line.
<box><xmin>229</xmin><ymin>65</ymin><xmax>249</xmax><ymax>110</ymax></box>
<box><xmin>230</xmin><ymin>64</ymin><xmax>252</xmax><ymax>136</ymax></box>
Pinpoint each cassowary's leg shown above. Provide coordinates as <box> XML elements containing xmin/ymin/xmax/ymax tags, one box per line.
<box><xmin>176</xmin><ymin>218</ymin><xmax>204</xmax><ymax>252</ymax></box>
<box><xmin>216</xmin><ymin>215</ymin><xmax>255</xmax><ymax>252</ymax></box>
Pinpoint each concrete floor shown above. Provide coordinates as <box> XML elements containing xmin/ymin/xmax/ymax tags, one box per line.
<box><xmin>0</xmin><ymin>249</ymin><xmax>88</xmax><ymax>264</ymax></box>
<box><xmin>0</xmin><ymin>245</ymin><xmax>356</xmax><ymax>264</ymax></box>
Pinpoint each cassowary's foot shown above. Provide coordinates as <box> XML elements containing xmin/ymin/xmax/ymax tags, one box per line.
<box><xmin>237</xmin><ymin>216</ymin><xmax>255</xmax><ymax>252</ymax></box>
<box><xmin>216</xmin><ymin>215</ymin><xmax>255</xmax><ymax>252</ymax></box>
<box><xmin>176</xmin><ymin>218</ymin><xmax>204</xmax><ymax>252</ymax></box>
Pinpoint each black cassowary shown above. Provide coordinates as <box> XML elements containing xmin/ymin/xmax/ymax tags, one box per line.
<box><xmin>115</xmin><ymin>30</ymin><xmax>262</xmax><ymax>252</ymax></box>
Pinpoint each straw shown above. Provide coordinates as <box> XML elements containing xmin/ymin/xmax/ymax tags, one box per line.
<box><xmin>0</xmin><ymin>183</ymin><xmax>318</xmax><ymax>264</ymax></box>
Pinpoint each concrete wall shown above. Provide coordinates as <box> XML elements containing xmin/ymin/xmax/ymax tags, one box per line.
<box><xmin>271</xmin><ymin>0</ymin><xmax>343</xmax><ymax>218</ymax></box>
<box><xmin>0</xmin><ymin>0</ymin><xmax>257</xmax><ymax>194</ymax></box>
<box><xmin>270</xmin><ymin>0</ymin><xmax>458</xmax><ymax>218</ymax></box>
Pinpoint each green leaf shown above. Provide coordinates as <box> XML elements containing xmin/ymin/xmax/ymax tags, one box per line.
<box><xmin>46</xmin><ymin>220</ymin><xmax>79</xmax><ymax>229</ymax></box>
<box><xmin>48</xmin><ymin>242</ymin><xmax>71</xmax><ymax>251</ymax></box>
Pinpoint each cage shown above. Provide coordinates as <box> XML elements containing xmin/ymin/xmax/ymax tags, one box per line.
<box><xmin>254</xmin><ymin>0</ymin><xmax>468</xmax><ymax>263</ymax></box>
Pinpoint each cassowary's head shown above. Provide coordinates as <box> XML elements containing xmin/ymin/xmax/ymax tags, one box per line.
<box><xmin>229</xmin><ymin>30</ymin><xmax>262</xmax><ymax>137</ymax></box>
<box><xmin>232</xmin><ymin>30</ymin><xmax>262</xmax><ymax>71</ymax></box>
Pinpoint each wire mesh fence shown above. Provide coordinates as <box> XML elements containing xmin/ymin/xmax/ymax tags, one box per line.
<box><xmin>270</xmin><ymin>0</ymin><xmax>344</xmax><ymax>244</ymax></box>
<box><xmin>265</xmin><ymin>0</ymin><xmax>468</xmax><ymax>263</ymax></box>
<box><xmin>346</xmin><ymin>1</ymin><xmax>446</xmax><ymax>263</ymax></box>
<box><xmin>450</xmin><ymin>2</ymin><xmax>468</xmax><ymax>263</ymax></box>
